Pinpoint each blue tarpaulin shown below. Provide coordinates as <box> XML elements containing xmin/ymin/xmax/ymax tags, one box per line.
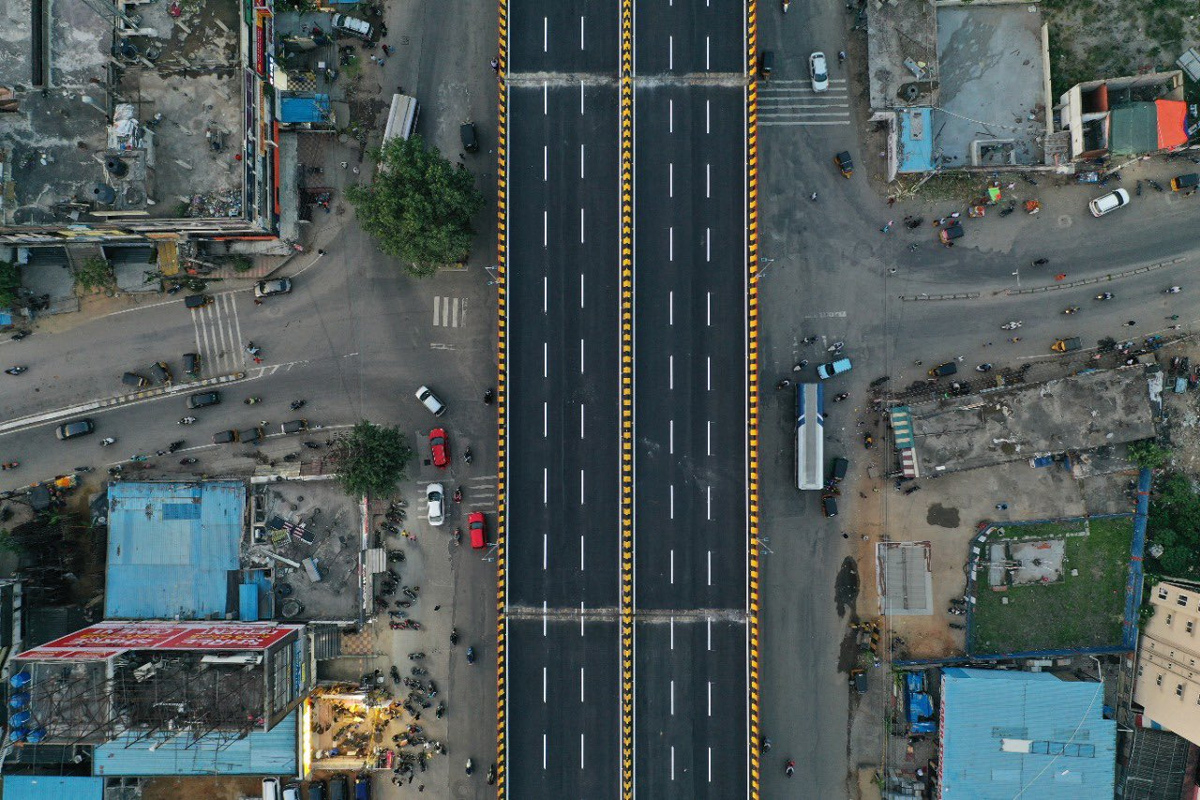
<box><xmin>280</xmin><ymin>94</ymin><xmax>332</xmax><ymax>124</ymax></box>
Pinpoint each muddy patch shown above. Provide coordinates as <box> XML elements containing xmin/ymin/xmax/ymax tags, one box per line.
<box><xmin>926</xmin><ymin>503</ymin><xmax>960</xmax><ymax>528</ymax></box>
<box><xmin>835</xmin><ymin>556</ymin><xmax>859</xmax><ymax>618</ymax></box>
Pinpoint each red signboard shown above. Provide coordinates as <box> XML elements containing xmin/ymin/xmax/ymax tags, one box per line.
<box><xmin>17</xmin><ymin>621</ymin><xmax>300</xmax><ymax>661</ymax></box>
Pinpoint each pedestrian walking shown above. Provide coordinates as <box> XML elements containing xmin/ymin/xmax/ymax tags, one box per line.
<box><xmin>881</xmin><ymin>220</ymin><xmax>893</xmax><ymax>233</ymax></box>
<box><xmin>378</xmin><ymin>58</ymin><xmax>386</xmax><ymax>67</ymax></box>
<box><xmin>490</xmin><ymin>57</ymin><xmax>500</xmax><ymax>73</ymax></box>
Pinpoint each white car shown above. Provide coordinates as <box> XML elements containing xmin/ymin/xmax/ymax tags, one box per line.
<box><xmin>332</xmin><ymin>13</ymin><xmax>373</xmax><ymax>40</ymax></box>
<box><xmin>426</xmin><ymin>483</ymin><xmax>445</xmax><ymax>526</ymax></box>
<box><xmin>809</xmin><ymin>52</ymin><xmax>829</xmax><ymax>93</ymax></box>
<box><xmin>254</xmin><ymin>278</ymin><xmax>292</xmax><ymax>298</ymax></box>
<box><xmin>1088</xmin><ymin>188</ymin><xmax>1130</xmax><ymax>217</ymax></box>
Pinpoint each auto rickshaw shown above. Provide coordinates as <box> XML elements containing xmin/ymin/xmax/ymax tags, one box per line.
<box><xmin>835</xmin><ymin>151</ymin><xmax>854</xmax><ymax>178</ymax></box>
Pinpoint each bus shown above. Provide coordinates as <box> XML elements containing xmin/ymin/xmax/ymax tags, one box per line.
<box><xmin>796</xmin><ymin>383</ymin><xmax>825</xmax><ymax>490</ymax></box>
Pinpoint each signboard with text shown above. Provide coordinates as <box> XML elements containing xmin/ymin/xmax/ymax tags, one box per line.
<box><xmin>17</xmin><ymin>621</ymin><xmax>301</xmax><ymax>661</ymax></box>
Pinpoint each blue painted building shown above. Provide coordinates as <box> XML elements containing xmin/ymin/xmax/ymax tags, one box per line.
<box><xmin>2</xmin><ymin>776</ymin><xmax>104</xmax><ymax>800</ymax></box>
<box><xmin>939</xmin><ymin>668</ymin><xmax>1116</xmax><ymax>799</ymax></box>
<box><xmin>105</xmin><ymin>481</ymin><xmax>245</xmax><ymax>620</ymax></box>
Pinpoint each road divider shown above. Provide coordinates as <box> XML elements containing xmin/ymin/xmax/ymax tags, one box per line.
<box><xmin>899</xmin><ymin>292</ymin><xmax>980</xmax><ymax>301</ymax></box>
<box><xmin>747</xmin><ymin>0</ymin><xmax>763</xmax><ymax>795</ymax></box>
<box><xmin>0</xmin><ymin>372</ymin><xmax>247</xmax><ymax>436</ymax></box>
<box><xmin>495</xmin><ymin>0</ymin><xmax>510</xmax><ymax>795</ymax></box>
<box><xmin>1006</xmin><ymin>256</ymin><xmax>1189</xmax><ymax>295</ymax></box>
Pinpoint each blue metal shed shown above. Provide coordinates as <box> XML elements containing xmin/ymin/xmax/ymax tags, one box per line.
<box><xmin>104</xmin><ymin>481</ymin><xmax>245</xmax><ymax>620</ymax></box>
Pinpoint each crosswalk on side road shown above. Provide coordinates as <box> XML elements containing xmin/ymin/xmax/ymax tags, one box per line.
<box><xmin>190</xmin><ymin>291</ymin><xmax>246</xmax><ymax>375</ymax></box>
<box><xmin>432</xmin><ymin>296</ymin><xmax>467</xmax><ymax>328</ymax></box>
<box><xmin>758</xmin><ymin>79</ymin><xmax>851</xmax><ymax>127</ymax></box>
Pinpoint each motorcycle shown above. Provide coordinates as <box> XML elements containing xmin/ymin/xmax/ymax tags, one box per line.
<box><xmin>10</xmin><ymin>331</ymin><xmax>29</xmax><ymax>341</ymax></box>
<box><xmin>785</xmin><ymin>759</ymin><xmax>796</xmax><ymax>778</ymax></box>
<box><xmin>1166</xmin><ymin>286</ymin><xmax>1182</xmax><ymax>294</ymax></box>
<box><xmin>466</xmin><ymin>646</ymin><xmax>476</xmax><ymax>665</ymax></box>
<box><xmin>290</xmin><ymin>400</ymin><xmax>306</xmax><ymax>410</ymax></box>
<box><xmin>975</xmin><ymin>363</ymin><xmax>993</xmax><ymax>372</ymax></box>
<box><xmin>827</xmin><ymin>341</ymin><xmax>845</xmax><ymax>352</ymax></box>
<box><xmin>1031</xmin><ymin>258</ymin><xmax>1049</xmax><ymax>266</ymax></box>
<box><xmin>179</xmin><ymin>416</ymin><xmax>197</xmax><ymax>425</ymax></box>
<box><xmin>782</xmin><ymin>0</ymin><xmax>790</xmax><ymax>11</ymax></box>
<box><xmin>1000</xmin><ymin>321</ymin><xmax>1022</xmax><ymax>330</ymax></box>
<box><xmin>0</xmin><ymin>462</ymin><xmax>18</xmax><ymax>471</ymax></box>
<box><xmin>74</xmin><ymin>466</ymin><xmax>93</xmax><ymax>473</ymax></box>
<box><xmin>1063</xmin><ymin>307</ymin><xmax>1080</xmax><ymax>315</ymax></box>
<box><xmin>100</xmin><ymin>438</ymin><xmax>116</xmax><ymax>447</ymax></box>
<box><xmin>464</xmin><ymin>447</ymin><xmax>473</xmax><ymax>465</ymax></box>
<box><xmin>435</xmin><ymin>701</ymin><xmax>446</xmax><ymax>718</ymax></box>
<box><xmin>391</xmin><ymin>665</ymin><xmax>401</xmax><ymax>684</ymax></box>
<box><xmin>453</xmin><ymin>487</ymin><xmax>463</xmax><ymax>504</ymax></box>
<box><xmin>1095</xmin><ymin>292</ymin><xmax>1114</xmax><ymax>301</ymax></box>
<box><xmin>863</xmin><ymin>433</ymin><xmax>874</xmax><ymax>449</ymax></box>
<box><xmin>179</xmin><ymin>457</ymin><xmax>198</xmax><ymax>465</ymax></box>
<box><xmin>776</xmin><ymin>378</ymin><xmax>792</xmax><ymax>390</ymax></box>
<box><xmin>409</xmin><ymin>652</ymin><xmax>425</xmax><ymax>660</ymax></box>
<box><xmin>465</xmin><ymin>758</ymin><xmax>474</xmax><ymax>776</ymax></box>
<box><xmin>1148</xmin><ymin>179</ymin><xmax>1165</xmax><ymax>192</ymax></box>
<box><xmin>4</xmin><ymin>367</ymin><xmax>27</xmax><ymax>375</ymax></box>
<box><xmin>450</xmin><ymin>628</ymin><xmax>459</xmax><ymax>646</ymax></box>
<box><xmin>832</xmin><ymin>392</ymin><xmax>849</xmax><ymax>402</ymax></box>
<box><xmin>487</xmin><ymin>763</ymin><xmax>496</xmax><ymax>785</ymax></box>
<box><xmin>948</xmin><ymin>606</ymin><xmax>966</xmax><ymax>615</ymax></box>
<box><xmin>167</xmin><ymin>441</ymin><xmax>184</xmax><ymax>454</ymax></box>
<box><xmin>483</xmin><ymin>388</ymin><xmax>495</xmax><ymax>405</ymax></box>
<box><xmin>411</xmin><ymin>667</ymin><xmax>428</xmax><ymax>676</ymax></box>
<box><xmin>998</xmin><ymin>203</ymin><xmax>1016</xmax><ymax>217</ymax></box>
<box><xmin>760</xmin><ymin>735</ymin><xmax>772</xmax><ymax>753</ymax></box>
<box><xmin>244</xmin><ymin>397</ymin><xmax>261</xmax><ymax>405</ymax></box>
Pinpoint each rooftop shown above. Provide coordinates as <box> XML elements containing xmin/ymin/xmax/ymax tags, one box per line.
<box><xmin>910</xmin><ymin>368</ymin><xmax>1156</xmax><ymax>474</ymax></box>
<box><xmin>105</xmin><ymin>481</ymin><xmax>245</xmax><ymax>620</ymax></box>
<box><xmin>0</xmin><ymin>0</ymin><xmax>244</xmax><ymax>227</ymax></box>
<box><xmin>939</xmin><ymin>668</ymin><xmax>1116</xmax><ymax>799</ymax></box>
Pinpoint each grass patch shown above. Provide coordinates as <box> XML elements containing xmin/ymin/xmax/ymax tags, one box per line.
<box><xmin>970</xmin><ymin>516</ymin><xmax>1133</xmax><ymax>654</ymax></box>
<box><xmin>990</xmin><ymin>520</ymin><xmax>1081</xmax><ymax>542</ymax></box>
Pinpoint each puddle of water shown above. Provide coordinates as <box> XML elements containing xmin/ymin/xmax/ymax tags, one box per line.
<box><xmin>926</xmin><ymin>503</ymin><xmax>960</xmax><ymax>528</ymax></box>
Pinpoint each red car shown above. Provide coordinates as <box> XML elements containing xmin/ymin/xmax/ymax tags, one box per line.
<box><xmin>429</xmin><ymin>428</ymin><xmax>450</xmax><ymax>468</ymax></box>
<box><xmin>468</xmin><ymin>512</ymin><xmax>487</xmax><ymax>549</ymax></box>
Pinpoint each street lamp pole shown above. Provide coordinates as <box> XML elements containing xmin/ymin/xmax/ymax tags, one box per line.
<box><xmin>754</xmin><ymin>257</ymin><xmax>777</xmax><ymax>282</ymax></box>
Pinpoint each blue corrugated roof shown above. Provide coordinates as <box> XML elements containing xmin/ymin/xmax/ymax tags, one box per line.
<box><xmin>940</xmin><ymin>668</ymin><xmax>1116</xmax><ymax>799</ymax></box>
<box><xmin>105</xmin><ymin>481</ymin><xmax>244</xmax><ymax>620</ymax></box>
<box><xmin>3</xmin><ymin>776</ymin><xmax>104</xmax><ymax>800</ymax></box>
<box><xmin>92</xmin><ymin>710</ymin><xmax>298</xmax><ymax>776</ymax></box>
<box><xmin>897</xmin><ymin>108</ymin><xmax>935</xmax><ymax>173</ymax></box>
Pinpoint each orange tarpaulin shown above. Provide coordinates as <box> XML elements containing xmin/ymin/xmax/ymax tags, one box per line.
<box><xmin>1157</xmin><ymin>99</ymin><xmax>1189</xmax><ymax>149</ymax></box>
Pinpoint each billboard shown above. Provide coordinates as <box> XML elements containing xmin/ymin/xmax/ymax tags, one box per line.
<box><xmin>17</xmin><ymin>621</ymin><xmax>301</xmax><ymax>661</ymax></box>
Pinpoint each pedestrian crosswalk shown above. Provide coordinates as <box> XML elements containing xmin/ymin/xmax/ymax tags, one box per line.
<box><xmin>758</xmin><ymin>80</ymin><xmax>851</xmax><ymax>127</ymax></box>
<box><xmin>432</xmin><ymin>296</ymin><xmax>467</xmax><ymax>328</ymax></box>
<box><xmin>189</xmin><ymin>291</ymin><xmax>246</xmax><ymax>375</ymax></box>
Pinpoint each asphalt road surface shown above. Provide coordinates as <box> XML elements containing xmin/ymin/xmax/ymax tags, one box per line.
<box><xmin>504</xmin><ymin>1</ymin><xmax>750</xmax><ymax>797</ymax></box>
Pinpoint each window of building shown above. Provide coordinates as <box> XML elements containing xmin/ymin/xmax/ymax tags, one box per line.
<box><xmin>1157</xmin><ymin>674</ymin><xmax>1164</xmax><ymax>686</ymax></box>
<box><xmin>1138</xmin><ymin>665</ymin><xmax>1144</xmax><ymax>677</ymax></box>
<box><xmin>1177</xmin><ymin>684</ymin><xmax>1185</xmax><ymax>697</ymax></box>
<box><xmin>1160</xmin><ymin>587</ymin><xmax>1170</xmax><ymax>599</ymax></box>
<box><xmin>1188</xmin><ymin>621</ymin><xmax>1195</xmax><ymax>634</ymax></box>
<box><xmin>1167</xmin><ymin>614</ymin><xmax>1174</xmax><ymax>625</ymax></box>
<box><xmin>1179</xmin><ymin>594</ymin><xmax>1190</xmax><ymax>607</ymax></box>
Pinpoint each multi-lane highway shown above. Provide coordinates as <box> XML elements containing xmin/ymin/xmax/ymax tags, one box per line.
<box><xmin>501</xmin><ymin>1</ymin><xmax>751</xmax><ymax>797</ymax></box>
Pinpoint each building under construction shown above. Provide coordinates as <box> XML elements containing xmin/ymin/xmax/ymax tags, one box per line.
<box><xmin>8</xmin><ymin>621</ymin><xmax>309</xmax><ymax>774</ymax></box>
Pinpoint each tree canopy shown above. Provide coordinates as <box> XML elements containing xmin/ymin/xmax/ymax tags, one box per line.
<box><xmin>1148</xmin><ymin>472</ymin><xmax>1200</xmax><ymax>578</ymax></box>
<box><xmin>329</xmin><ymin>421</ymin><xmax>414</xmax><ymax>498</ymax></box>
<box><xmin>0</xmin><ymin>261</ymin><xmax>20</xmax><ymax>309</ymax></box>
<box><xmin>346</xmin><ymin>135</ymin><xmax>486</xmax><ymax>276</ymax></box>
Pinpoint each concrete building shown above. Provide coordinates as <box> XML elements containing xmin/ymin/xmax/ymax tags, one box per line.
<box><xmin>1133</xmin><ymin>579</ymin><xmax>1200</xmax><ymax>746</ymax></box>
<box><xmin>1056</xmin><ymin>72</ymin><xmax>1189</xmax><ymax>163</ymax></box>
<box><xmin>939</xmin><ymin>667</ymin><xmax>1117</xmax><ymax>799</ymax></box>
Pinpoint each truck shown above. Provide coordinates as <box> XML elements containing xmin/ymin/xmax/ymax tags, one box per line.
<box><xmin>1051</xmin><ymin>337</ymin><xmax>1082</xmax><ymax>353</ymax></box>
<box><xmin>796</xmin><ymin>383</ymin><xmax>825</xmax><ymax>490</ymax></box>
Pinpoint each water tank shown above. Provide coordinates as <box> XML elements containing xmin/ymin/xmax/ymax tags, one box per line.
<box><xmin>90</xmin><ymin>184</ymin><xmax>116</xmax><ymax>204</ymax></box>
<box><xmin>9</xmin><ymin>670</ymin><xmax>31</xmax><ymax>689</ymax></box>
<box><xmin>105</xmin><ymin>156</ymin><xmax>128</xmax><ymax>177</ymax></box>
<box><xmin>9</xmin><ymin>691</ymin><xmax>30</xmax><ymax>709</ymax></box>
<box><xmin>9</xmin><ymin>710</ymin><xmax>31</xmax><ymax>727</ymax></box>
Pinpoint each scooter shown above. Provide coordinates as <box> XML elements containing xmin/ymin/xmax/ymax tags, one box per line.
<box><xmin>1063</xmin><ymin>307</ymin><xmax>1080</xmax><ymax>315</ymax></box>
<box><xmin>785</xmin><ymin>759</ymin><xmax>796</xmax><ymax>778</ymax></box>
<box><xmin>409</xmin><ymin>652</ymin><xmax>425</xmax><ymax>660</ymax></box>
<box><xmin>244</xmin><ymin>397</ymin><xmax>262</xmax><ymax>405</ymax></box>
<box><xmin>450</xmin><ymin>628</ymin><xmax>459</xmax><ymax>646</ymax></box>
<box><xmin>827</xmin><ymin>341</ymin><xmax>845</xmax><ymax>352</ymax></box>
<box><xmin>290</xmin><ymin>400</ymin><xmax>306</xmax><ymax>410</ymax></box>
<box><xmin>465</xmin><ymin>758</ymin><xmax>474</xmax><ymax>776</ymax></box>
<box><xmin>832</xmin><ymin>392</ymin><xmax>849</xmax><ymax>402</ymax></box>
<box><xmin>487</xmin><ymin>764</ymin><xmax>496</xmax><ymax>785</ymax></box>
<box><xmin>483</xmin><ymin>388</ymin><xmax>495</xmax><ymax>405</ymax></box>
<box><xmin>782</xmin><ymin>0</ymin><xmax>790</xmax><ymax>12</ymax></box>
<box><xmin>179</xmin><ymin>416</ymin><xmax>197</xmax><ymax>425</ymax></box>
<box><xmin>1000</xmin><ymin>321</ymin><xmax>1022</xmax><ymax>330</ymax></box>
<box><xmin>975</xmin><ymin>364</ymin><xmax>993</xmax><ymax>372</ymax></box>
<box><xmin>453</xmin><ymin>487</ymin><xmax>463</xmax><ymax>504</ymax></box>
<box><xmin>1166</xmin><ymin>286</ymin><xmax>1183</xmax><ymax>294</ymax></box>
<box><xmin>1096</xmin><ymin>292</ymin><xmax>1114</xmax><ymax>301</ymax></box>
<box><xmin>4</xmin><ymin>366</ymin><xmax>27</xmax><ymax>375</ymax></box>
<box><xmin>167</xmin><ymin>441</ymin><xmax>184</xmax><ymax>454</ymax></box>
<box><xmin>100</xmin><ymin>438</ymin><xmax>116</xmax><ymax>447</ymax></box>
<box><xmin>179</xmin><ymin>457</ymin><xmax>198</xmax><ymax>465</ymax></box>
<box><xmin>0</xmin><ymin>462</ymin><xmax>18</xmax><ymax>471</ymax></box>
<box><xmin>464</xmin><ymin>447</ymin><xmax>473</xmax><ymax>465</ymax></box>
<box><xmin>466</xmin><ymin>646</ymin><xmax>476</xmax><ymax>665</ymax></box>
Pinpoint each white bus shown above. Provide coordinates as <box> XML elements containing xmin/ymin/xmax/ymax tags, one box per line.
<box><xmin>796</xmin><ymin>383</ymin><xmax>825</xmax><ymax>490</ymax></box>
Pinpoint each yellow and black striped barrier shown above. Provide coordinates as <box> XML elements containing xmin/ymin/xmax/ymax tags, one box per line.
<box><xmin>495</xmin><ymin>0</ymin><xmax>509</xmax><ymax>794</ymax></box>
<box><xmin>746</xmin><ymin>0</ymin><xmax>763</xmax><ymax>797</ymax></box>
<box><xmin>619</xmin><ymin>0</ymin><xmax>636</xmax><ymax>794</ymax></box>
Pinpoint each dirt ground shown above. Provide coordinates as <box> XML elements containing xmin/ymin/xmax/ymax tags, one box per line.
<box><xmin>142</xmin><ymin>775</ymin><xmax>262</xmax><ymax>800</ymax></box>
<box><xmin>1158</xmin><ymin>338</ymin><xmax>1200</xmax><ymax>476</ymax></box>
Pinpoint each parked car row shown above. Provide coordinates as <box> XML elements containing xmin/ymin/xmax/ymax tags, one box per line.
<box><xmin>122</xmin><ymin>354</ymin><xmax>202</xmax><ymax>388</ymax></box>
<box><xmin>263</xmin><ymin>772</ymin><xmax>368</xmax><ymax>800</ymax></box>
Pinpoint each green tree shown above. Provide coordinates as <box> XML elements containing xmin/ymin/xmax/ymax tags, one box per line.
<box><xmin>0</xmin><ymin>260</ymin><xmax>19</xmax><ymax>308</ymax></box>
<box><xmin>346</xmin><ymin>135</ymin><xmax>485</xmax><ymax>276</ymax></box>
<box><xmin>1128</xmin><ymin>439</ymin><xmax>1170</xmax><ymax>469</ymax></box>
<box><xmin>75</xmin><ymin>257</ymin><xmax>115</xmax><ymax>292</ymax></box>
<box><xmin>329</xmin><ymin>421</ymin><xmax>415</xmax><ymax>498</ymax></box>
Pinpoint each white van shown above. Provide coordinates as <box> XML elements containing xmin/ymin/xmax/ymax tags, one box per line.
<box><xmin>262</xmin><ymin>778</ymin><xmax>281</xmax><ymax>800</ymax></box>
<box><xmin>383</xmin><ymin>94</ymin><xmax>420</xmax><ymax>144</ymax></box>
